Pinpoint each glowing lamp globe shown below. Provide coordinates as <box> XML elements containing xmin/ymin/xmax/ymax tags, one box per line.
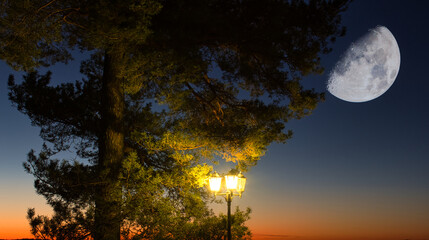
<box><xmin>225</xmin><ymin>175</ymin><xmax>238</xmax><ymax>190</ymax></box>
<box><xmin>237</xmin><ymin>172</ymin><xmax>246</xmax><ymax>193</ymax></box>
<box><xmin>209</xmin><ymin>172</ymin><xmax>222</xmax><ymax>192</ymax></box>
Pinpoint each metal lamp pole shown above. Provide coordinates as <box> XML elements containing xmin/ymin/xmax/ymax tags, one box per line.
<box><xmin>208</xmin><ymin>172</ymin><xmax>246</xmax><ymax>240</ymax></box>
<box><xmin>226</xmin><ymin>191</ymin><xmax>232</xmax><ymax>240</ymax></box>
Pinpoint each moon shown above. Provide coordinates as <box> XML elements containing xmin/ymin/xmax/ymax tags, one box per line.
<box><xmin>327</xmin><ymin>26</ymin><xmax>400</xmax><ymax>103</ymax></box>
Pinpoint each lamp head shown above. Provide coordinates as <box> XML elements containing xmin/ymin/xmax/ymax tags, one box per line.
<box><xmin>225</xmin><ymin>175</ymin><xmax>238</xmax><ymax>190</ymax></box>
<box><xmin>237</xmin><ymin>172</ymin><xmax>246</xmax><ymax>197</ymax></box>
<box><xmin>209</xmin><ymin>172</ymin><xmax>222</xmax><ymax>192</ymax></box>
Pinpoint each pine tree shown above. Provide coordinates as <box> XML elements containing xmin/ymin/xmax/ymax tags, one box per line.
<box><xmin>2</xmin><ymin>0</ymin><xmax>351</xmax><ymax>239</ymax></box>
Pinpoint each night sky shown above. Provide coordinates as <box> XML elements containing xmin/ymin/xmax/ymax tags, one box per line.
<box><xmin>1</xmin><ymin>1</ymin><xmax>428</xmax><ymax>239</ymax></box>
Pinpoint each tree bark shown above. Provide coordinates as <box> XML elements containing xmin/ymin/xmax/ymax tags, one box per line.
<box><xmin>94</xmin><ymin>48</ymin><xmax>125</xmax><ymax>240</ymax></box>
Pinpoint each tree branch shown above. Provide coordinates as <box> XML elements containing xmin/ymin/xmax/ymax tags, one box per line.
<box><xmin>36</xmin><ymin>0</ymin><xmax>58</xmax><ymax>14</ymax></box>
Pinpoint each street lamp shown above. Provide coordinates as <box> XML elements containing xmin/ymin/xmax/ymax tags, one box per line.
<box><xmin>208</xmin><ymin>171</ymin><xmax>247</xmax><ymax>240</ymax></box>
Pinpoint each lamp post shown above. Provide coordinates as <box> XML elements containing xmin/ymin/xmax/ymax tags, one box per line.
<box><xmin>209</xmin><ymin>172</ymin><xmax>246</xmax><ymax>240</ymax></box>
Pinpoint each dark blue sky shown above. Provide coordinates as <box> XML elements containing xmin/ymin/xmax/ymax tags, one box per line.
<box><xmin>1</xmin><ymin>1</ymin><xmax>429</xmax><ymax>239</ymax></box>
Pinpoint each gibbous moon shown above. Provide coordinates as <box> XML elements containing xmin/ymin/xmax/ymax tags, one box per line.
<box><xmin>327</xmin><ymin>26</ymin><xmax>400</xmax><ymax>102</ymax></box>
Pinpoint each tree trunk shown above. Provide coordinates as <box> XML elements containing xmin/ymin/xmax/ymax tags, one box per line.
<box><xmin>94</xmin><ymin>48</ymin><xmax>125</xmax><ymax>240</ymax></box>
